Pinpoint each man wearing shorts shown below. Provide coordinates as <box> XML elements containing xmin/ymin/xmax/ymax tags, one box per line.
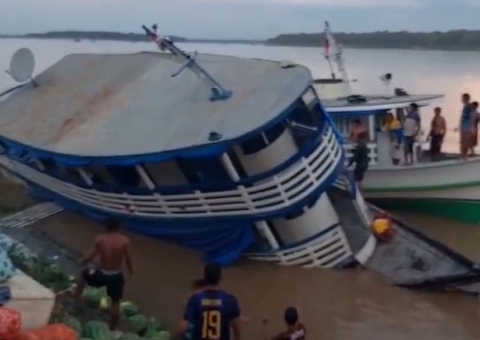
<box><xmin>402</xmin><ymin>103</ymin><xmax>421</xmax><ymax>165</ymax></box>
<box><xmin>75</xmin><ymin>220</ymin><xmax>134</xmax><ymax>330</ymax></box>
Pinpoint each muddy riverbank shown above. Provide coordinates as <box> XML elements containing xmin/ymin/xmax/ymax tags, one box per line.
<box><xmin>1</xmin><ymin>178</ymin><xmax>480</xmax><ymax>339</ymax></box>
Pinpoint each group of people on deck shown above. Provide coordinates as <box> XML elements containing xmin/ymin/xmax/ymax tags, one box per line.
<box><xmin>349</xmin><ymin>93</ymin><xmax>480</xmax><ymax>169</ymax></box>
<box><xmin>74</xmin><ymin>219</ymin><xmax>306</xmax><ymax>340</ymax></box>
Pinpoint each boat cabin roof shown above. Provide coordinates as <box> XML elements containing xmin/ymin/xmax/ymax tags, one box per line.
<box><xmin>0</xmin><ymin>52</ymin><xmax>311</xmax><ymax>157</ymax></box>
<box><xmin>323</xmin><ymin>94</ymin><xmax>444</xmax><ymax>114</ymax></box>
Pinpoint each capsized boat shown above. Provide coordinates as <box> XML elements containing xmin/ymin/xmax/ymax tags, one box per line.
<box><xmin>0</xmin><ymin>25</ymin><xmax>375</xmax><ymax>269</ymax></box>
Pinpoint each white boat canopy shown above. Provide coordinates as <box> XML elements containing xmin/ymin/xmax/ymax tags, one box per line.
<box><xmin>323</xmin><ymin>94</ymin><xmax>444</xmax><ymax>114</ymax></box>
<box><xmin>0</xmin><ymin>52</ymin><xmax>311</xmax><ymax>157</ymax></box>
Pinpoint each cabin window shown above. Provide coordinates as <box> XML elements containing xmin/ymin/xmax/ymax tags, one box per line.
<box><xmin>302</xmin><ymin>88</ymin><xmax>316</xmax><ymax>106</ymax></box>
<box><xmin>290</xmin><ymin>100</ymin><xmax>315</xmax><ymax>127</ymax></box>
<box><xmin>41</xmin><ymin>158</ymin><xmax>59</xmax><ymax>174</ymax></box>
<box><xmin>264</xmin><ymin>121</ymin><xmax>286</xmax><ymax>145</ymax></box>
<box><xmin>176</xmin><ymin>156</ymin><xmax>232</xmax><ymax>189</ymax></box>
<box><xmin>240</xmin><ymin>121</ymin><xmax>286</xmax><ymax>155</ymax></box>
<box><xmin>63</xmin><ymin>167</ymin><xmax>84</xmax><ymax>184</ymax></box>
<box><xmin>227</xmin><ymin>150</ymin><xmax>248</xmax><ymax>179</ymax></box>
<box><xmin>108</xmin><ymin>165</ymin><xmax>142</xmax><ymax>187</ymax></box>
<box><xmin>240</xmin><ymin>134</ymin><xmax>267</xmax><ymax>155</ymax></box>
<box><xmin>83</xmin><ymin>165</ymin><xmax>115</xmax><ymax>186</ymax></box>
<box><xmin>144</xmin><ymin>161</ymin><xmax>188</xmax><ymax>187</ymax></box>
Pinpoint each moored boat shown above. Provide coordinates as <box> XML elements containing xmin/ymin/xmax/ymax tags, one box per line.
<box><xmin>308</xmin><ymin>22</ymin><xmax>480</xmax><ymax>223</ymax></box>
<box><xmin>325</xmin><ymin>93</ymin><xmax>480</xmax><ymax>224</ymax></box>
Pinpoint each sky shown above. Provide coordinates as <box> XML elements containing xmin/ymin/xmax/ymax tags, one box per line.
<box><xmin>1</xmin><ymin>0</ymin><xmax>479</xmax><ymax>39</ymax></box>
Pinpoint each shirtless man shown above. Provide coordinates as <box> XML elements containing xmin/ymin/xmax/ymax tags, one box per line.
<box><xmin>74</xmin><ymin>220</ymin><xmax>134</xmax><ymax>330</ymax></box>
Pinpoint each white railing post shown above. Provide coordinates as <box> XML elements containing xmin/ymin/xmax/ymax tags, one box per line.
<box><xmin>220</xmin><ymin>153</ymin><xmax>254</xmax><ymax>211</ymax></box>
<box><xmin>135</xmin><ymin>165</ymin><xmax>156</xmax><ymax>190</ymax></box>
<box><xmin>221</xmin><ymin>153</ymin><xmax>280</xmax><ymax>250</ymax></box>
<box><xmin>32</xmin><ymin>158</ymin><xmax>45</xmax><ymax>171</ymax></box>
<box><xmin>77</xmin><ymin>168</ymin><xmax>93</xmax><ymax>186</ymax></box>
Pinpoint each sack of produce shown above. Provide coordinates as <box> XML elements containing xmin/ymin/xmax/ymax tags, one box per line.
<box><xmin>13</xmin><ymin>323</ymin><xmax>77</xmax><ymax>340</ymax></box>
<box><xmin>0</xmin><ymin>307</ymin><xmax>20</xmax><ymax>340</ymax></box>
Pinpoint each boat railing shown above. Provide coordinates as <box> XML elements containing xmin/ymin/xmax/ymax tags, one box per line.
<box><xmin>343</xmin><ymin>142</ymin><xmax>378</xmax><ymax>166</ymax></box>
<box><xmin>0</xmin><ymin>125</ymin><xmax>343</xmax><ymax>219</ymax></box>
<box><xmin>246</xmin><ymin>224</ymin><xmax>352</xmax><ymax>268</ymax></box>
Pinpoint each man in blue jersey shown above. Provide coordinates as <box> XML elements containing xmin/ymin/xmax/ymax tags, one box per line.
<box><xmin>175</xmin><ymin>264</ymin><xmax>242</xmax><ymax>340</ymax></box>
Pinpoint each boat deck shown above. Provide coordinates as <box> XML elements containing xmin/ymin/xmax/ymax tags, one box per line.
<box><xmin>0</xmin><ymin>52</ymin><xmax>310</xmax><ymax>157</ymax></box>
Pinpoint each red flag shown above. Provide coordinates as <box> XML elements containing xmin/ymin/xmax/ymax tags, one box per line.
<box><xmin>325</xmin><ymin>37</ymin><xmax>330</xmax><ymax>56</ymax></box>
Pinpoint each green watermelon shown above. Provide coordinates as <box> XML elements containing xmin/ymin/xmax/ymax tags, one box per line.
<box><xmin>157</xmin><ymin>331</ymin><xmax>172</xmax><ymax>340</ymax></box>
<box><xmin>121</xmin><ymin>301</ymin><xmax>139</xmax><ymax>317</ymax></box>
<box><xmin>128</xmin><ymin>314</ymin><xmax>148</xmax><ymax>334</ymax></box>
<box><xmin>83</xmin><ymin>320</ymin><xmax>112</xmax><ymax>340</ymax></box>
<box><xmin>63</xmin><ymin>315</ymin><xmax>82</xmax><ymax>335</ymax></box>
<box><xmin>121</xmin><ymin>333</ymin><xmax>140</xmax><ymax>340</ymax></box>
<box><xmin>83</xmin><ymin>287</ymin><xmax>107</xmax><ymax>308</ymax></box>
<box><xmin>140</xmin><ymin>317</ymin><xmax>162</xmax><ymax>337</ymax></box>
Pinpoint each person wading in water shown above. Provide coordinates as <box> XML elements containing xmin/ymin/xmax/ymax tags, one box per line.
<box><xmin>262</xmin><ymin>307</ymin><xmax>306</xmax><ymax>340</ymax></box>
<box><xmin>74</xmin><ymin>220</ymin><xmax>134</xmax><ymax>330</ymax></box>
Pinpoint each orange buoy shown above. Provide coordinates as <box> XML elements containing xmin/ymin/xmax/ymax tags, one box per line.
<box><xmin>371</xmin><ymin>213</ymin><xmax>395</xmax><ymax>242</ymax></box>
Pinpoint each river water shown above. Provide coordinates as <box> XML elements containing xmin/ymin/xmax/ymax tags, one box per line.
<box><xmin>2</xmin><ymin>38</ymin><xmax>480</xmax><ymax>339</ymax></box>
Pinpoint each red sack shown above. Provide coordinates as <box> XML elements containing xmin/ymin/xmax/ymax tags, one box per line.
<box><xmin>0</xmin><ymin>307</ymin><xmax>21</xmax><ymax>340</ymax></box>
<box><xmin>13</xmin><ymin>324</ymin><xmax>76</xmax><ymax>340</ymax></box>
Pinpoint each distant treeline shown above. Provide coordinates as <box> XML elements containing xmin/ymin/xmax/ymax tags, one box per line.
<box><xmin>267</xmin><ymin>30</ymin><xmax>480</xmax><ymax>51</ymax></box>
<box><xmin>21</xmin><ymin>31</ymin><xmax>262</xmax><ymax>44</ymax></box>
<box><xmin>25</xmin><ymin>31</ymin><xmax>187</xmax><ymax>42</ymax></box>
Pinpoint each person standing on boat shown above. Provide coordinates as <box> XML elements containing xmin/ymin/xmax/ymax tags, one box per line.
<box><xmin>382</xmin><ymin>112</ymin><xmax>402</xmax><ymax>165</ymax></box>
<box><xmin>75</xmin><ymin>219</ymin><xmax>134</xmax><ymax>330</ymax></box>
<box><xmin>402</xmin><ymin>103</ymin><xmax>421</xmax><ymax>165</ymax></box>
<box><xmin>428</xmin><ymin>107</ymin><xmax>446</xmax><ymax>161</ymax></box>
<box><xmin>175</xmin><ymin>263</ymin><xmax>243</xmax><ymax>340</ymax></box>
<box><xmin>470</xmin><ymin>101</ymin><xmax>480</xmax><ymax>155</ymax></box>
<box><xmin>459</xmin><ymin>93</ymin><xmax>474</xmax><ymax>161</ymax></box>
<box><xmin>262</xmin><ymin>307</ymin><xmax>306</xmax><ymax>340</ymax></box>
<box><xmin>347</xmin><ymin>131</ymin><xmax>369</xmax><ymax>190</ymax></box>
<box><xmin>349</xmin><ymin>118</ymin><xmax>367</xmax><ymax>143</ymax></box>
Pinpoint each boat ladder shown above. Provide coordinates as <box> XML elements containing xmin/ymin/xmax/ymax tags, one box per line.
<box><xmin>0</xmin><ymin>202</ymin><xmax>63</xmax><ymax>230</ymax></box>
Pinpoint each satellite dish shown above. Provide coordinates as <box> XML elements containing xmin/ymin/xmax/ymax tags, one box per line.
<box><xmin>7</xmin><ymin>48</ymin><xmax>35</xmax><ymax>83</ymax></box>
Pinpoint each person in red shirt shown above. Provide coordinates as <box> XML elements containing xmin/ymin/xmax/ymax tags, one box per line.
<box><xmin>263</xmin><ymin>307</ymin><xmax>306</xmax><ymax>340</ymax></box>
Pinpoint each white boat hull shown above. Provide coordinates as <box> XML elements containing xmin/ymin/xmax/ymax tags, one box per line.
<box><xmin>363</xmin><ymin>157</ymin><xmax>480</xmax><ymax>223</ymax></box>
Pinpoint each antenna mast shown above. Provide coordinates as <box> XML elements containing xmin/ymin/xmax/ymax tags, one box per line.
<box><xmin>142</xmin><ymin>24</ymin><xmax>232</xmax><ymax>101</ymax></box>
<box><xmin>324</xmin><ymin>22</ymin><xmax>351</xmax><ymax>95</ymax></box>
